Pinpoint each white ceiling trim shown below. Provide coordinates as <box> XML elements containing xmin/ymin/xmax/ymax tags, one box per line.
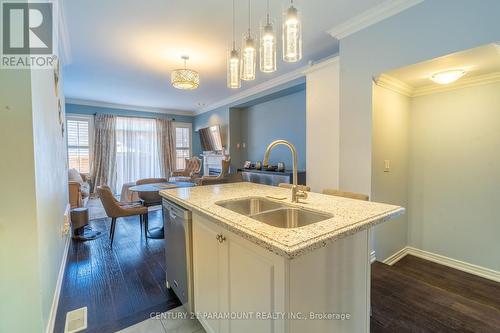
<box><xmin>66</xmin><ymin>98</ymin><xmax>195</xmax><ymax>116</ymax></box>
<box><xmin>374</xmin><ymin>73</ymin><xmax>414</xmax><ymax>97</ymax></box>
<box><xmin>197</xmin><ymin>55</ymin><xmax>342</xmax><ymax>115</ymax></box>
<box><xmin>412</xmin><ymin>71</ymin><xmax>500</xmax><ymax>97</ymax></box>
<box><xmin>375</xmin><ymin>72</ymin><xmax>500</xmax><ymax>98</ymax></box>
<box><xmin>302</xmin><ymin>56</ymin><xmax>339</xmax><ymax>74</ymax></box>
<box><xmin>196</xmin><ymin>65</ymin><xmax>310</xmax><ymax>115</ymax></box>
<box><xmin>327</xmin><ymin>0</ymin><xmax>424</xmax><ymax>40</ymax></box>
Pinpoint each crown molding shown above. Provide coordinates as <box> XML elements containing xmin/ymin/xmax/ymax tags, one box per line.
<box><xmin>413</xmin><ymin>71</ymin><xmax>500</xmax><ymax>97</ymax></box>
<box><xmin>57</xmin><ymin>0</ymin><xmax>72</xmax><ymax>65</ymax></box>
<box><xmin>196</xmin><ymin>65</ymin><xmax>309</xmax><ymax>115</ymax></box>
<box><xmin>328</xmin><ymin>0</ymin><xmax>424</xmax><ymax>39</ymax></box>
<box><xmin>374</xmin><ymin>73</ymin><xmax>413</xmax><ymax>97</ymax></box>
<box><xmin>196</xmin><ymin>55</ymin><xmax>341</xmax><ymax>115</ymax></box>
<box><xmin>375</xmin><ymin>71</ymin><xmax>500</xmax><ymax>98</ymax></box>
<box><xmin>302</xmin><ymin>56</ymin><xmax>339</xmax><ymax>75</ymax></box>
<box><xmin>66</xmin><ymin>98</ymin><xmax>195</xmax><ymax>116</ymax></box>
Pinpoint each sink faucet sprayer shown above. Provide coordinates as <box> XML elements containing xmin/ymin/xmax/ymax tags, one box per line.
<box><xmin>263</xmin><ymin>140</ymin><xmax>308</xmax><ymax>203</ymax></box>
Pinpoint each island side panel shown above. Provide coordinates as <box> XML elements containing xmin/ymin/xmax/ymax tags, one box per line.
<box><xmin>288</xmin><ymin>229</ymin><xmax>370</xmax><ymax>333</ymax></box>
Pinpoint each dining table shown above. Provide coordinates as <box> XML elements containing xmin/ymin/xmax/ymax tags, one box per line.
<box><xmin>128</xmin><ymin>181</ymin><xmax>196</xmax><ymax>239</ymax></box>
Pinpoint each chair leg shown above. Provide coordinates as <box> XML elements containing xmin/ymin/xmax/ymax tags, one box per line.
<box><xmin>110</xmin><ymin>217</ymin><xmax>117</xmax><ymax>247</ymax></box>
<box><xmin>143</xmin><ymin>213</ymin><xmax>149</xmax><ymax>237</ymax></box>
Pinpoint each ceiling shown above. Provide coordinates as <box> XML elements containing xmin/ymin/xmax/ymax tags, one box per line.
<box><xmin>62</xmin><ymin>0</ymin><xmax>385</xmax><ymax>113</ymax></box>
<box><xmin>383</xmin><ymin>43</ymin><xmax>500</xmax><ymax>89</ymax></box>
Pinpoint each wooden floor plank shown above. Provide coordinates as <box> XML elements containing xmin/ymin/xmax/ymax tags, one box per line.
<box><xmin>394</xmin><ymin>255</ymin><xmax>500</xmax><ymax>312</ymax></box>
<box><xmin>53</xmin><ymin>210</ymin><xmax>181</xmax><ymax>333</ymax></box>
<box><xmin>371</xmin><ymin>257</ymin><xmax>500</xmax><ymax>333</ymax></box>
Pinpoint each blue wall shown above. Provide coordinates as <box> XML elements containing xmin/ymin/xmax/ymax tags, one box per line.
<box><xmin>66</xmin><ymin>104</ymin><xmax>196</xmax><ymax>154</ymax></box>
<box><xmin>67</xmin><ymin>78</ymin><xmax>308</xmax><ymax>170</ymax></box>
<box><xmin>192</xmin><ymin>78</ymin><xmax>307</xmax><ymax>162</ymax></box>
<box><xmin>66</xmin><ymin>103</ymin><xmax>194</xmax><ymax>123</ymax></box>
<box><xmin>192</xmin><ymin>106</ymin><xmax>230</xmax><ymax>157</ymax></box>
<box><xmin>238</xmin><ymin>89</ymin><xmax>306</xmax><ymax>170</ymax></box>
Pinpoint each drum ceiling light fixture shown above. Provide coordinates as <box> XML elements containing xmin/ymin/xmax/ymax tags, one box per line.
<box><xmin>171</xmin><ymin>55</ymin><xmax>200</xmax><ymax>90</ymax></box>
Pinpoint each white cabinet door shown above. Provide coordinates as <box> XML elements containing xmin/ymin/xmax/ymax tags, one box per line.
<box><xmin>227</xmin><ymin>239</ymin><xmax>282</xmax><ymax>333</ymax></box>
<box><xmin>193</xmin><ymin>214</ymin><xmax>285</xmax><ymax>333</ymax></box>
<box><xmin>192</xmin><ymin>214</ymin><xmax>227</xmax><ymax>333</ymax></box>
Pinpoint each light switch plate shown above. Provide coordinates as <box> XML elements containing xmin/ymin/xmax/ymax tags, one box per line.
<box><xmin>384</xmin><ymin>160</ymin><xmax>391</xmax><ymax>172</ymax></box>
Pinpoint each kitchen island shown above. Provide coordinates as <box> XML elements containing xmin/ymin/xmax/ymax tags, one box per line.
<box><xmin>160</xmin><ymin>182</ymin><xmax>404</xmax><ymax>333</ymax></box>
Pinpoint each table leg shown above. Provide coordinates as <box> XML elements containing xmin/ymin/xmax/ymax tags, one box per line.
<box><xmin>146</xmin><ymin>209</ymin><xmax>165</xmax><ymax>239</ymax></box>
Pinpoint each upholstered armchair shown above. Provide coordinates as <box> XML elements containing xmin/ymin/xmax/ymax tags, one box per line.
<box><xmin>68</xmin><ymin>168</ymin><xmax>91</xmax><ymax>208</ymax></box>
<box><xmin>196</xmin><ymin>157</ymin><xmax>232</xmax><ymax>186</ymax></box>
<box><xmin>170</xmin><ymin>157</ymin><xmax>202</xmax><ymax>182</ymax></box>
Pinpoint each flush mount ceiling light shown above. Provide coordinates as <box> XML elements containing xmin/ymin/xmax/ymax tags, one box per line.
<box><xmin>171</xmin><ymin>56</ymin><xmax>199</xmax><ymax>90</ymax></box>
<box><xmin>430</xmin><ymin>69</ymin><xmax>466</xmax><ymax>85</ymax></box>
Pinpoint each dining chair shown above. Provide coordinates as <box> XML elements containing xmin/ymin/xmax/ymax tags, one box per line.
<box><xmin>322</xmin><ymin>188</ymin><xmax>369</xmax><ymax>201</ymax></box>
<box><xmin>135</xmin><ymin>178</ymin><xmax>169</xmax><ymax>207</ymax></box>
<box><xmin>278</xmin><ymin>183</ymin><xmax>311</xmax><ymax>192</ymax></box>
<box><xmin>97</xmin><ymin>185</ymin><xmax>148</xmax><ymax>247</ymax></box>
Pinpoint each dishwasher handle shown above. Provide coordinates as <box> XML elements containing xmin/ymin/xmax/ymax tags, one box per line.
<box><xmin>169</xmin><ymin>207</ymin><xmax>177</xmax><ymax>220</ymax></box>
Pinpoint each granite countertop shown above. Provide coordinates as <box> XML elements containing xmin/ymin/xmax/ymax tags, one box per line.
<box><xmin>159</xmin><ymin>182</ymin><xmax>404</xmax><ymax>259</ymax></box>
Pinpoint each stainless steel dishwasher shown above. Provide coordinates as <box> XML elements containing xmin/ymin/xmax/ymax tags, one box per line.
<box><xmin>163</xmin><ymin>198</ymin><xmax>194</xmax><ymax>313</ymax></box>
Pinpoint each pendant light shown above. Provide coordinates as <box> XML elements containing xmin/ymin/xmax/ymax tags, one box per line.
<box><xmin>282</xmin><ymin>0</ymin><xmax>302</xmax><ymax>62</ymax></box>
<box><xmin>241</xmin><ymin>0</ymin><xmax>256</xmax><ymax>81</ymax></box>
<box><xmin>227</xmin><ymin>0</ymin><xmax>241</xmax><ymax>88</ymax></box>
<box><xmin>260</xmin><ymin>0</ymin><xmax>276</xmax><ymax>73</ymax></box>
<box><xmin>171</xmin><ymin>56</ymin><xmax>199</xmax><ymax>90</ymax></box>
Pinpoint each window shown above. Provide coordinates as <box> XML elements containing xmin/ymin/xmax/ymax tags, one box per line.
<box><xmin>67</xmin><ymin>116</ymin><xmax>92</xmax><ymax>174</ymax></box>
<box><xmin>115</xmin><ymin>117</ymin><xmax>161</xmax><ymax>193</ymax></box>
<box><xmin>174</xmin><ymin>123</ymin><xmax>192</xmax><ymax>170</ymax></box>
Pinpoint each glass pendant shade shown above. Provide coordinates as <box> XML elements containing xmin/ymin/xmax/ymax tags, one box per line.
<box><xmin>260</xmin><ymin>19</ymin><xmax>276</xmax><ymax>73</ymax></box>
<box><xmin>241</xmin><ymin>34</ymin><xmax>256</xmax><ymax>80</ymax></box>
<box><xmin>282</xmin><ymin>5</ymin><xmax>302</xmax><ymax>62</ymax></box>
<box><xmin>227</xmin><ymin>48</ymin><xmax>241</xmax><ymax>88</ymax></box>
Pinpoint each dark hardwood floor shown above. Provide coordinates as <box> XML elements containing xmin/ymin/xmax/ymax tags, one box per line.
<box><xmin>54</xmin><ymin>210</ymin><xmax>181</xmax><ymax>333</ymax></box>
<box><xmin>371</xmin><ymin>255</ymin><xmax>500</xmax><ymax>333</ymax></box>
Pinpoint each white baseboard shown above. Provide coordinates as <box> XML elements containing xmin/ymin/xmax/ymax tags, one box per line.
<box><xmin>46</xmin><ymin>233</ymin><xmax>71</xmax><ymax>333</ymax></box>
<box><xmin>382</xmin><ymin>246</ymin><xmax>500</xmax><ymax>283</ymax></box>
<box><xmin>382</xmin><ymin>247</ymin><xmax>411</xmax><ymax>266</ymax></box>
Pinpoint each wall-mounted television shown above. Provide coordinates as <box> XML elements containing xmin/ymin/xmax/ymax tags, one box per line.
<box><xmin>199</xmin><ymin>125</ymin><xmax>223</xmax><ymax>152</ymax></box>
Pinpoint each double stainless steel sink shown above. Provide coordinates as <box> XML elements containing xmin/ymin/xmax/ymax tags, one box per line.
<box><xmin>216</xmin><ymin>197</ymin><xmax>333</xmax><ymax>229</ymax></box>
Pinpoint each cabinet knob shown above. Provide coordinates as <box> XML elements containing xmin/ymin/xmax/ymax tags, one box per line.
<box><xmin>216</xmin><ymin>234</ymin><xmax>226</xmax><ymax>243</ymax></box>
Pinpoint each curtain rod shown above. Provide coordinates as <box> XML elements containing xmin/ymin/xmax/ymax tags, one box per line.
<box><xmin>92</xmin><ymin>112</ymin><xmax>176</xmax><ymax>121</ymax></box>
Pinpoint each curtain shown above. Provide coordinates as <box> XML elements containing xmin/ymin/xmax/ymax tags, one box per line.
<box><xmin>91</xmin><ymin>114</ymin><xmax>117</xmax><ymax>194</ymax></box>
<box><xmin>115</xmin><ymin>117</ymin><xmax>161</xmax><ymax>193</ymax></box>
<box><xmin>156</xmin><ymin>119</ymin><xmax>176</xmax><ymax>178</ymax></box>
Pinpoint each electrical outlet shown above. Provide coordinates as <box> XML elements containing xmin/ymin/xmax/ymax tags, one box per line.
<box><xmin>62</xmin><ymin>204</ymin><xmax>71</xmax><ymax>236</ymax></box>
<box><xmin>61</xmin><ymin>222</ymin><xmax>70</xmax><ymax>236</ymax></box>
